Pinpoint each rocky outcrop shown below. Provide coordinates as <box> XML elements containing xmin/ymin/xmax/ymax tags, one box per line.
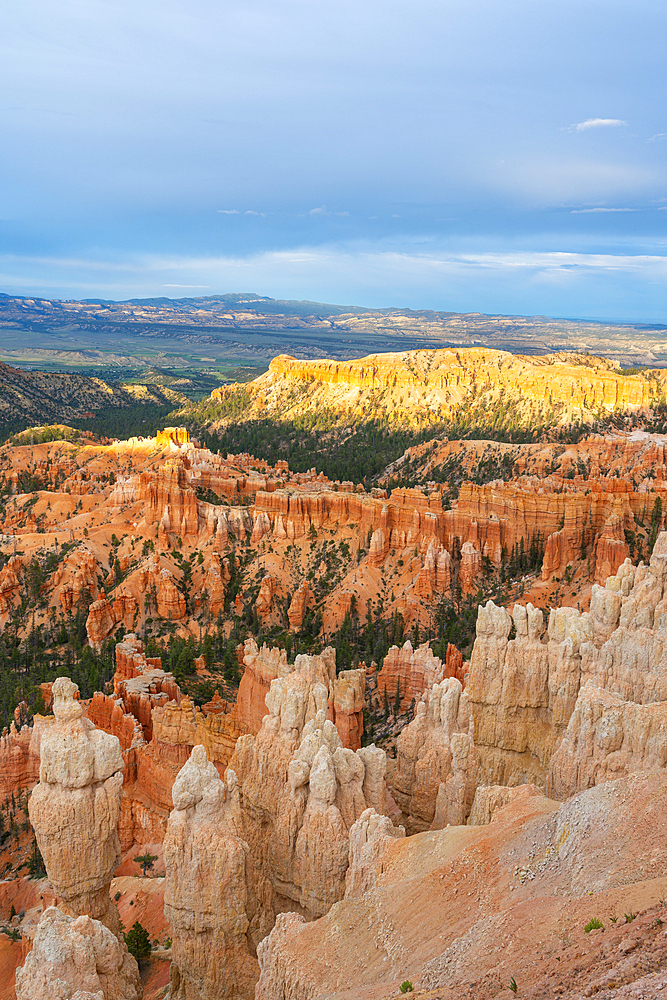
<box><xmin>467</xmin><ymin>600</ymin><xmax>590</xmax><ymax>788</ymax></box>
<box><xmin>111</xmin><ymin>634</ymin><xmax>180</xmax><ymax>741</ymax></box>
<box><xmin>468</xmin><ymin>782</ymin><xmax>542</xmax><ymax>826</ymax></box>
<box><xmin>376</xmin><ymin>641</ymin><xmax>445</xmax><ymax>713</ymax></box>
<box><xmin>0</xmin><ymin>716</ymin><xmax>47</xmax><ymax>797</ymax></box>
<box><xmin>87</xmin><ymin>692</ymin><xmax>144</xmax><ymax>751</ymax></box>
<box><xmin>236</xmin><ymin>639</ymin><xmax>287</xmax><ymax>734</ymax></box>
<box><xmin>287</xmin><ymin>580</ymin><xmax>311</xmax><ymax>630</ymax></box>
<box><xmin>548</xmin><ymin>682</ymin><xmax>667</xmax><ymax>799</ymax></box>
<box><xmin>415</xmin><ymin>540</ymin><xmax>451</xmax><ymax>596</ymax></box>
<box><xmin>204</xmin><ymin>552</ymin><xmax>228</xmax><ymax>617</ymax></box>
<box><xmin>344</xmin><ymin>807</ymin><xmax>405</xmax><ymax>899</ymax></box>
<box><xmin>273</xmin><ymin>349</ymin><xmax>656</xmax><ymax>412</ymax></box>
<box><xmin>22</xmin><ymin>676</ymin><xmax>141</xmax><ymax>1000</ymax></box>
<box><xmin>330</xmin><ymin>668</ymin><xmax>365</xmax><ymax>751</ymax></box>
<box><xmin>594</xmin><ymin>513</ymin><xmax>630</xmax><ymax>584</ymax></box>
<box><xmin>0</xmin><ymin>555</ymin><xmax>21</xmax><ymax>612</ymax></box>
<box><xmin>156</xmin><ymin>567</ymin><xmax>186</xmax><ymax>620</ymax></box>
<box><xmin>459</xmin><ymin>540</ymin><xmax>482</xmax><ymax>591</ymax></box>
<box><xmin>164</xmin><ymin>746</ymin><xmax>260</xmax><ymax>1000</ymax></box>
<box><xmin>256</xmin><ymin>574</ymin><xmax>276</xmax><ymax>618</ymax></box>
<box><xmin>392</xmin><ymin>678</ymin><xmax>476</xmax><ymax>833</ymax></box>
<box><xmin>58</xmin><ymin>548</ymin><xmax>99</xmax><ymax>612</ymax></box>
<box><xmin>85</xmin><ymin>597</ymin><xmax>117</xmax><ymax>650</ymax></box>
<box><xmin>248</xmin><ymin>769</ymin><xmax>667</xmax><ymax>1000</ymax></box>
<box><xmin>231</xmin><ymin>656</ymin><xmax>387</xmax><ymax>918</ymax></box>
<box><xmin>466</xmin><ymin>534</ymin><xmax>667</xmax><ymax>796</ymax></box>
<box><xmin>444</xmin><ymin>642</ymin><xmax>466</xmax><ymax>685</ymax></box>
<box><xmin>28</xmin><ymin>677</ymin><xmax>126</xmax><ymax>929</ymax></box>
<box><xmin>236</xmin><ymin>640</ymin><xmax>364</xmax><ymax>748</ymax></box>
<box><xmin>141</xmin><ymin>458</ymin><xmax>199</xmax><ymax>539</ymax></box>
<box><xmin>15</xmin><ymin>906</ymin><xmax>141</xmax><ymax>1000</ymax></box>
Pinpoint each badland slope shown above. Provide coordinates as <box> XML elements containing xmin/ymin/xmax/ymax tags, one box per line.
<box><xmin>0</xmin><ymin>361</ymin><xmax>185</xmax><ymax>433</ymax></box>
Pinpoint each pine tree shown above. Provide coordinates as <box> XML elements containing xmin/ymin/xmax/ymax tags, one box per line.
<box><xmin>133</xmin><ymin>852</ymin><xmax>158</xmax><ymax>877</ymax></box>
<box><xmin>125</xmin><ymin>921</ymin><xmax>151</xmax><ymax>963</ymax></box>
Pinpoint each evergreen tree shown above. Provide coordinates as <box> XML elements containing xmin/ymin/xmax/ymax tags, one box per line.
<box><xmin>125</xmin><ymin>921</ymin><xmax>151</xmax><ymax>963</ymax></box>
<box><xmin>133</xmin><ymin>852</ymin><xmax>158</xmax><ymax>877</ymax></box>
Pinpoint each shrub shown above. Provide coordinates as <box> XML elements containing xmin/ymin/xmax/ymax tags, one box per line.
<box><xmin>584</xmin><ymin>918</ymin><xmax>603</xmax><ymax>932</ymax></box>
<box><xmin>509</xmin><ymin>977</ymin><xmax>518</xmax><ymax>994</ymax></box>
<box><xmin>400</xmin><ymin>982</ymin><xmax>413</xmax><ymax>994</ymax></box>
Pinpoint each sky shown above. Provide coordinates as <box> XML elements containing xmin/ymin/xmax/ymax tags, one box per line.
<box><xmin>1</xmin><ymin>0</ymin><xmax>667</xmax><ymax>321</ymax></box>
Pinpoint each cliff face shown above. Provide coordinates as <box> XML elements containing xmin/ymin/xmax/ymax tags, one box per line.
<box><xmin>213</xmin><ymin>348</ymin><xmax>665</xmax><ymax>428</ymax></box>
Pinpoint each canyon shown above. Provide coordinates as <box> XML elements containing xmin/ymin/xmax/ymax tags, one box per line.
<box><xmin>2</xmin><ymin>344</ymin><xmax>667</xmax><ymax>998</ymax></box>
<box><xmin>5</xmin><ymin>524</ymin><xmax>667</xmax><ymax>997</ymax></box>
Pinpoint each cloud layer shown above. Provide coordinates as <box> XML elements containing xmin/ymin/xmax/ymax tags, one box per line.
<box><xmin>1</xmin><ymin>0</ymin><xmax>666</xmax><ymax>320</ymax></box>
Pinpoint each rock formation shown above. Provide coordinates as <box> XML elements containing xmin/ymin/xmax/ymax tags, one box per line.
<box><xmin>15</xmin><ymin>906</ymin><xmax>140</xmax><ymax>1000</ymax></box>
<box><xmin>236</xmin><ymin>639</ymin><xmax>287</xmax><ymax>734</ymax></box>
<box><xmin>0</xmin><ymin>715</ymin><xmax>47</xmax><ymax>797</ymax></box>
<box><xmin>392</xmin><ymin>678</ymin><xmax>476</xmax><ymax>833</ymax></box>
<box><xmin>330</xmin><ymin>668</ymin><xmax>365</xmax><ymax>750</ymax></box>
<box><xmin>21</xmin><ymin>676</ymin><xmax>141</xmax><ymax>1000</ymax></box>
<box><xmin>344</xmin><ymin>807</ymin><xmax>405</xmax><ymax>899</ymax></box>
<box><xmin>287</xmin><ymin>580</ymin><xmax>311</xmax><ymax>630</ymax></box>
<box><xmin>255</xmin><ymin>770</ymin><xmax>667</xmax><ymax>1000</ymax></box>
<box><xmin>231</xmin><ymin>655</ymin><xmax>387</xmax><ymax>918</ymax></box>
<box><xmin>466</xmin><ymin>600</ymin><xmax>588</xmax><ymax>788</ymax></box>
<box><xmin>376</xmin><ymin>641</ymin><xmax>446</xmax><ymax>713</ymax></box>
<box><xmin>255</xmin><ymin>574</ymin><xmax>276</xmax><ymax>618</ymax></box>
<box><xmin>85</xmin><ymin>596</ymin><xmax>118</xmax><ymax>650</ymax></box>
<box><xmin>594</xmin><ymin>512</ymin><xmax>630</xmax><ymax>584</ymax></box>
<box><xmin>163</xmin><ymin>745</ymin><xmax>260</xmax><ymax>1000</ymax></box>
<box><xmin>28</xmin><ymin>677</ymin><xmax>125</xmax><ymax>928</ymax></box>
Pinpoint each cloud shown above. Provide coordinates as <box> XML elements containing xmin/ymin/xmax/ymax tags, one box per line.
<box><xmin>309</xmin><ymin>205</ymin><xmax>328</xmax><ymax>215</ymax></box>
<box><xmin>569</xmin><ymin>118</ymin><xmax>628</xmax><ymax>132</ymax></box>
<box><xmin>570</xmin><ymin>207</ymin><xmax>636</xmax><ymax>213</ymax></box>
<box><xmin>217</xmin><ymin>209</ymin><xmax>240</xmax><ymax>214</ymax></box>
<box><xmin>648</xmin><ymin>134</ymin><xmax>667</xmax><ymax>142</ymax></box>
<box><xmin>5</xmin><ymin>246</ymin><xmax>667</xmax><ymax>321</ymax></box>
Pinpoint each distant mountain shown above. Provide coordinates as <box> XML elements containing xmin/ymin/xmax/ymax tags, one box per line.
<box><xmin>1</xmin><ymin>291</ymin><xmax>666</xmax><ymax>367</ymax></box>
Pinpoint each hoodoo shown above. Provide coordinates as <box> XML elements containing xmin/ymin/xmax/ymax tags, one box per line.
<box><xmin>16</xmin><ymin>676</ymin><xmax>141</xmax><ymax>1000</ymax></box>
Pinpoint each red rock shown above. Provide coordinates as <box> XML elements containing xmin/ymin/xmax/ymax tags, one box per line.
<box><xmin>236</xmin><ymin>639</ymin><xmax>286</xmax><ymax>734</ymax></box>
<box><xmin>444</xmin><ymin>642</ymin><xmax>466</xmax><ymax>686</ymax></box>
<box><xmin>256</xmin><ymin>574</ymin><xmax>276</xmax><ymax>618</ymax></box>
<box><xmin>85</xmin><ymin>597</ymin><xmax>116</xmax><ymax>650</ymax></box>
<box><xmin>287</xmin><ymin>580</ymin><xmax>311</xmax><ymax>629</ymax></box>
<box><xmin>594</xmin><ymin>513</ymin><xmax>630</xmax><ymax>584</ymax></box>
<box><xmin>377</xmin><ymin>641</ymin><xmax>445</xmax><ymax>712</ymax></box>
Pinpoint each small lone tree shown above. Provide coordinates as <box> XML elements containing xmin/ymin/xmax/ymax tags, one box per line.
<box><xmin>125</xmin><ymin>920</ymin><xmax>151</xmax><ymax>963</ymax></box>
<box><xmin>133</xmin><ymin>852</ymin><xmax>158</xmax><ymax>877</ymax></box>
<box><xmin>27</xmin><ymin>838</ymin><xmax>46</xmax><ymax>879</ymax></box>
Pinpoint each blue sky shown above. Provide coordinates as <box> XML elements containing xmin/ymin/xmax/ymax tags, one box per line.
<box><xmin>1</xmin><ymin>0</ymin><xmax>666</xmax><ymax>320</ymax></box>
